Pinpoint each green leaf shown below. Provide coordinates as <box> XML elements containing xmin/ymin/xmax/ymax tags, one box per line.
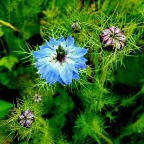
<box><xmin>115</xmin><ymin>55</ymin><xmax>144</xmax><ymax>87</ymax></box>
<box><xmin>0</xmin><ymin>55</ymin><xmax>18</xmax><ymax>71</ymax></box>
<box><xmin>0</xmin><ymin>72</ymin><xmax>10</xmax><ymax>86</ymax></box>
<box><xmin>0</xmin><ymin>100</ymin><xmax>13</xmax><ymax>119</ymax></box>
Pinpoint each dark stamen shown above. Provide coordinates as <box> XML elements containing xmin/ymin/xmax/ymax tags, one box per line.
<box><xmin>56</xmin><ymin>45</ymin><xmax>66</xmax><ymax>62</ymax></box>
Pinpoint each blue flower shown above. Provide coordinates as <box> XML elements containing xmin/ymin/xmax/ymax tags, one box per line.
<box><xmin>33</xmin><ymin>36</ymin><xmax>87</xmax><ymax>85</ymax></box>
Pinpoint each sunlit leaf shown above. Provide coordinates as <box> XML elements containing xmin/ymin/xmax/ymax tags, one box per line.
<box><xmin>0</xmin><ymin>55</ymin><xmax>18</xmax><ymax>71</ymax></box>
<box><xmin>0</xmin><ymin>100</ymin><xmax>13</xmax><ymax>119</ymax></box>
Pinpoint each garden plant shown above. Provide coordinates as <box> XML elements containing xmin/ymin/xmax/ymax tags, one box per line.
<box><xmin>0</xmin><ymin>0</ymin><xmax>144</xmax><ymax>144</ymax></box>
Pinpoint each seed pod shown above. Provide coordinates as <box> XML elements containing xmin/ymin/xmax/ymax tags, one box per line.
<box><xmin>71</xmin><ymin>22</ymin><xmax>81</xmax><ymax>32</ymax></box>
<box><xmin>18</xmin><ymin>109</ymin><xmax>34</xmax><ymax>128</ymax></box>
<box><xmin>100</xmin><ymin>26</ymin><xmax>126</xmax><ymax>50</ymax></box>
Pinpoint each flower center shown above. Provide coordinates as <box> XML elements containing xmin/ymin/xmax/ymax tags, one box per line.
<box><xmin>56</xmin><ymin>45</ymin><xmax>66</xmax><ymax>62</ymax></box>
<box><xmin>110</xmin><ymin>33</ymin><xmax>116</xmax><ymax>39</ymax></box>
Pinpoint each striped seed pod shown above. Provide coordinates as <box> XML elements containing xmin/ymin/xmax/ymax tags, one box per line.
<box><xmin>18</xmin><ymin>109</ymin><xmax>34</xmax><ymax>128</ymax></box>
<box><xmin>100</xmin><ymin>26</ymin><xmax>126</xmax><ymax>50</ymax></box>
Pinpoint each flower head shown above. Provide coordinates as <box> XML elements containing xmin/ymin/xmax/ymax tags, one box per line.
<box><xmin>33</xmin><ymin>36</ymin><xmax>87</xmax><ymax>85</ymax></box>
<box><xmin>18</xmin><ymin>109</ymin><xmax>34</xmax><ymax>128</ymax></box>
<box><xmin>100</xmin><ymin>26</ymin><xmax>126</xmax><ymax>50</ymax></box>
<box><xmin>32</xmin><ymin>94</ymin><xmax>42</xmax><ymax>103</ymax></box>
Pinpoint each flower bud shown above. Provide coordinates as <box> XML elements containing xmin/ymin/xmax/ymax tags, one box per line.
<box><xmin>71</xmin><ymin>22</ymin><xmax>81</xmax><ymax>32</ymax></box>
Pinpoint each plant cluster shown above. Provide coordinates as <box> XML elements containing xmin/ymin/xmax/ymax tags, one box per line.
<box><xmin>0</xmin><ymin>0</ymin><xmax>144</xmax><ymax>144</ymax></box>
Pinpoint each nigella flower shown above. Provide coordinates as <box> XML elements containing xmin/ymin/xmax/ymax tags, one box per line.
<box><xmin>18</xmin><ymin>109</ymin><xmax>34</xmax><ymax>128</ymax></box>
<box><xmin>32</xmin><ymin>36</ymin><xmax>87</xmax><ymax>85</ymax></box>
<box><xmin>100</xmin><ymin>26</ymin><xmax>126</xmax><ymax>50</ymax></box>
<box><xmin>32</xmin><ymin>94</ymin><xmax>42</xmax><ymax>103</ymax></box>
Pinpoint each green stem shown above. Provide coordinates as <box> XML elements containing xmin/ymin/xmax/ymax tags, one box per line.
<box><xmin>99</xmin><ymin>64</ymin><xmax>109</xmax><ymax>88</ymax></box>
<box><xmin>94</xmin><ymin>51</ymin><xmax>99</xmax><ymax>80</ymax></box>
<box><xmin>96</xmin><ymin>63</ymin><xmax>109</xmax><ymax>110</ymax></box>
<box><xmin>98</xmin><ymin>132</ymin><xmax>113</xmax><ymax>144</ymax></box>
<box><xmin>98</xmin><ymin>0</ymin><xmax>101</xmax><ymax>10</ymax></box>
<box><xmin>0</xmin><ymin>20</ymin><xmax>20</xmax><ymax>32</ymax></box>
<box><xmin>96</xmin><ymin>50</ymin><xmax>117</xmax><ymax>111</ymax></box>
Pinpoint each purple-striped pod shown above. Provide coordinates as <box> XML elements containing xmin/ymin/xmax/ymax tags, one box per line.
<box><xmin>100</xmin><ymin>26</ymin><xmax>126</xmax><ymax>50</ymax></box>
<box><xmin>18</xmin><ymin>109</ymin><xmax>34</xmax><ymax>128</ymax></box>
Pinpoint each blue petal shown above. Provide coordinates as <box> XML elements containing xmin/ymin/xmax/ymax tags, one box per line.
<box><xmin>36</xmin><ymin>63</ymin><xmax>47</xmax><ymax>74</ymax></box>
<box><xmin>39</xmin><ymin>41</ymin><xmax>48</xmax><ymax>49</ymax></box>
<box><xmin>35</xmin><ymin>57</ymin><xmax>49</xmax><ymax>67</ymax></box>
<box><xmin>75</xmin><ymin>62</ymin><xmax>87</xmax><ymax>69</ymax></box>
<box><xmin>70</xmin><ymin>48</ymin><xmax>87</xmax><ymax>58</ymax></box>
<box><xmin>66</xmin><ymin>36</ymin><xmax>74</xmax><ymax>45</ymax></box>
<box><xmin>73</xmin><ymin>57</ymin><xmax>87</xmax><ymax>69</ymax></box>
<box><xmin>46</xmin><ymin>71</ymin><xmax>59</xmax><ymax>84</ymax></box>
<box><xmin>73</xmin><ymin>69</ymin><xmax>79</xmax><ymax>80</ymax></box>
<box><xmin>59</xmin><ymin>36</ymin><xmax>65</xmax><ymax>43</ymax></box>
<box><xmin>73</xmin><ymin>44</ymin><xmax>77</xmax><ymax>47</ymax></box>
<box><xmin>58</xmin><ymin>78</ymin><xmax>66</xmax><ymax>85</ymax></box>
<box><xmin>33</xmin><ymin>48</ymin><xmax>53</xmax><ymax>59</ymax></box>
<box><xmin>41</xmin><ymin>64</ymin><xmax>59</xmax><ymax>84</ymax></box>
<box><xmin>59</xmin><ymin>63</ymin><xmax>73</xmax><ymax>85</ymax></box>
<box><xmin>40</xmin><ymin>40</ymin><xmax>55</xmax><ymax>51</ymax></box>
<box><xmin>49</xmin><ymin>37</ymin><xmax>58</xmax><ymax>46</ymax></box>
<box><xmin>75</xmin><ymin>57</ymin><xmax>87</xmax><ymax>63</ymax></box>
<box><xmin>66</xmin><ymin>36</ymin><xmax>74</xmax><ymax>51</ymax></box>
